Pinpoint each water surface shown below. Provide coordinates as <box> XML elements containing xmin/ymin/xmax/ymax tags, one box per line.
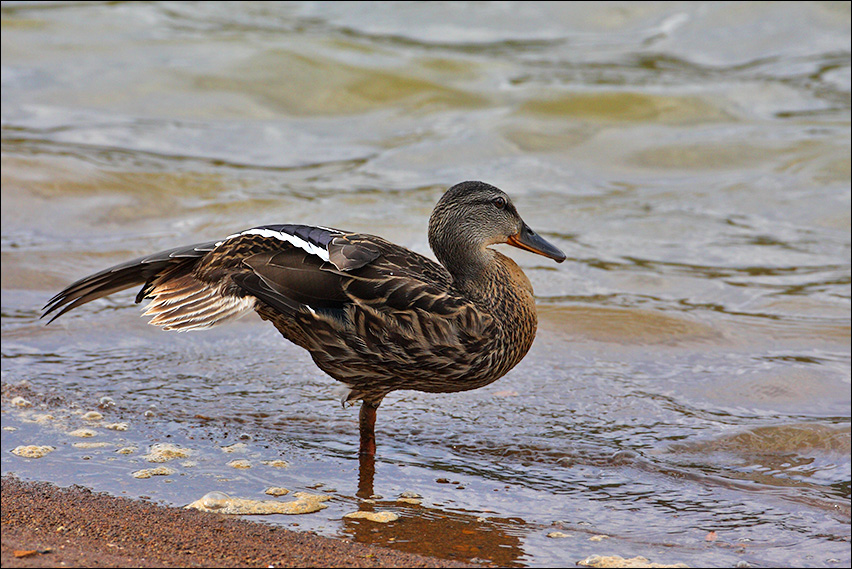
<box><xmin>2</xmin><ymin>2</ymin><xmax>850</xmax><ymax>567</ymax></box>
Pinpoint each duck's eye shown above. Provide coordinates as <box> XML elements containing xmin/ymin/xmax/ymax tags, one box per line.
<box><xmin>492</xmin><ymin>197</ymin><xmax>506</xmax><ymax>210</ymax></box>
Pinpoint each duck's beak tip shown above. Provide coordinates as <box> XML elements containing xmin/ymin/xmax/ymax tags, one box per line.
<box><xmin>508</xmin><ymin>224</ymin><xmax>566</xmax><ymax>263</ymax></box>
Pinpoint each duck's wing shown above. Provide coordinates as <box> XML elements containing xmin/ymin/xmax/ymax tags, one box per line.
<box><xmin>230</xmin><ymin>231</ymin><xmax>465</xmax><ymax>324</ymax></box>
<box><xmin>43</xmin><ymin>224</ymin><xmax>464</xmax><ymax>332</ymax></box>
<box><xmin>43</xmin><ymin>224</ymin><xmax>359</xmax><ymax>329</ymax></box>
<box><xmin>42</xmin><ymin>240</ymin><xmax>220</xmax><ymax>325</ymax></box>
<box><xmin>228</xmin><ymin>231</ymin><xmax>381</xmax><ymax>320</ymax></box>
<box><xmin>234</xmin><ymin>231</ymin><xmax>470</xmax><ymax>317</ymax></box>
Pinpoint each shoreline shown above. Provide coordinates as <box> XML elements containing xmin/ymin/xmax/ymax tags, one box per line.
<box><xmin>1</xmin><ymin>476</ymin><xmax>473</xmax><ymax>568</ymax></box>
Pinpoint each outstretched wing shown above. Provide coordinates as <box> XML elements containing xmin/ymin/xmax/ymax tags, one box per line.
<box><xmin>42</xmin><ymin>241</ymin><xmax>219</xmax><ymax>325</ymax></box>
<box><xmin>42</xmin><ymin>224</ymin><xmax>372</xmax><ymax>330</ymax></box>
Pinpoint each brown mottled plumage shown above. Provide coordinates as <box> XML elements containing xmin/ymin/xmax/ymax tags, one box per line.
<box><xmin>42</xmin><ymin>181</ymin><xmax>565</xmax><ymax>455</ymax></box>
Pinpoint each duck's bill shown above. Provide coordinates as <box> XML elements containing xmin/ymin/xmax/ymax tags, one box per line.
<box><xmin>507</xmin><ymin>223</ymin><xmax>566</xmax><ymax>263</ymax></box>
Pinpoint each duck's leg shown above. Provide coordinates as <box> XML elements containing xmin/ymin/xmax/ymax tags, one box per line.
<box><xmin>359</xmin><ymin>401</ymin><xmax>379</xmax><ymax>456</ymax></box>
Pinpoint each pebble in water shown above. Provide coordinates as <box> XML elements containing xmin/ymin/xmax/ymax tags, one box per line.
<box><xmin>29</xmin><ymin>414</ymin><xmax>54</xmax><ymax>425</ymax></box>
<box><xmin>131</xmin><ymin>466</ymin><xmax>176</xmax><ymax>479</ymax></box>
<box><xmin>396</xmin><ymin>497</ymin><xmax>421</xmax><ymax>505</ymax></box>
<box><xmin>394</xmin><ymin>491</ymin><xmax>422</xmax><ymax>505</ymax></box>
<box><xmin>67</xmin><ymin>428</ymin><xmax>97</xmax><ymax>438</ymax></box>
<box><xmin>143</xmin><ymin>443</ymin><xmax>191</xmax><ymax>463</ymax></box>
<box><xmin>98</xmin><ymin>396</ymin><xmax>116</xmax><ymax>409</ymax></box>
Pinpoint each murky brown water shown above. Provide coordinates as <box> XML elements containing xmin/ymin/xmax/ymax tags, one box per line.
<box><xmin>2</xmin><ymin>2</ymin><xmax>850</xmax><ymax>567</ymax></box>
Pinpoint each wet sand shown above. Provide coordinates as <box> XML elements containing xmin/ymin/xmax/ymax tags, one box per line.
<box><xmin>1</xmin><ymin>476</ymin><xmax>472</xmax><ymax>568</ymax></box>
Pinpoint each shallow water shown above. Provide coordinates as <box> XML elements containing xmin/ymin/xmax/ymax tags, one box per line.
<box><xmin>2</xmin><ymin>2</ymin><xmax>850</xmax><ymax>567</ymax></box>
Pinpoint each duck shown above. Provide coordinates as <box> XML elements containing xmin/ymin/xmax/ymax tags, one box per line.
<box><xmin>43</xmin><ymin>181</ymin><xmax>566</xmax><ymax>455</ymax></box>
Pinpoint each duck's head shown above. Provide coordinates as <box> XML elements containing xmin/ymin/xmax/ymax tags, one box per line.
<box><xmin>429</xmin><ymin>181</ymin><xmax>565</xmax><ymax>279</ymax></box>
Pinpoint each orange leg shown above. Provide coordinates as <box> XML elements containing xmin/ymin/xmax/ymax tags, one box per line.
<box><xmin>359</xmin><ymin>401</ymin><xmax>378</xmax><ymax>456</ymax></box>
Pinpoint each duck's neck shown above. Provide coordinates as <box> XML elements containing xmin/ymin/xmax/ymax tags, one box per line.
<box><xmin>444</xmin><ymin>248</ymin><xmax>536</xmax><ymax>317</ymax></box>
<box><xmin>438</xmin><ymin>245</ymin><xmax>494</xmax><ymax>296</ymax></box>
<box><xmin>429</xmin><ymin>221</ymin><xmax>536</xmax><ymax>316</ymax></box>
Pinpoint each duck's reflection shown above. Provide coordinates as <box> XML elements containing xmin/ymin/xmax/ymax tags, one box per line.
<box><xmin>349</xmin><ymin>453</ymin><xmax>525</xmax><ymax>567</ymax></box>
<box><xmin>357</xmin><ymin>453</ymin><xmax>377</xmax><ymax>499</ymax></box>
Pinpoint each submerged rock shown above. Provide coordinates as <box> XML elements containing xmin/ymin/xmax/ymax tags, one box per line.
<box><xmin>11</xmin><ymin>445</ymin><xmax>55</xmax><ymax>458</ymax></box>
<box><xmin>143</xmin><ymin>443</ymin><xmax>191</xmax><ymax>463</ymax></box>
<box><xmin>131</xmin><ymin>466</ymin><xmax>176</xmax><ymax>479</ymax></box>
<box><xmin>29</xmin><ymin>414</ymin><xmax>55</xmax><ymax>425</ymax></box>
<box><xmin>72</xmin><ymin>442</ymin><xmax>112</xmax><ymax>449</ymax></box>
<box><xmin>67</xmin><ymin>428</ymin><xmax>97</xmax><ymax>438</ymax></box>
<box><xmin>343</xmin><ymin>511</ymin><xmax>399</xmax><ymax>523</ymax></box>
<box><xmin>186</xmin><ymin>491</ymin><xmax>330</xmax><ymax>515</ymax></box>
<box><xmin>396</xmin><ymin>497</ymin><xmax>422</xmax><ymax>505</ymax></box>
<box><xmin>578</xmin><ymin>554</ymin><xmax>689</xmax><ymax>568</ymax></box>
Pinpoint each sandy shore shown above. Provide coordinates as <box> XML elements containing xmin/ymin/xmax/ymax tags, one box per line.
<box><xmin>1</xmin><ymin>476</ymin><xmax>473</xmax><ymax>568</ymax></box>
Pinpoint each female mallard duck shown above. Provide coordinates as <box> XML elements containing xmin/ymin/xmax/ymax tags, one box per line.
<box><xmin>43</xmin><ymin>181</ymin><xmax>565</xmax><ymax>455</ymax></box>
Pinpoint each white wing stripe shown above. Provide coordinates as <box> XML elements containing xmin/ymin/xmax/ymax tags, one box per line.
<box><xmin>215</xmin><ymin>228</ymin><xmax>330</xmax><ymax>262</ymax></box>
